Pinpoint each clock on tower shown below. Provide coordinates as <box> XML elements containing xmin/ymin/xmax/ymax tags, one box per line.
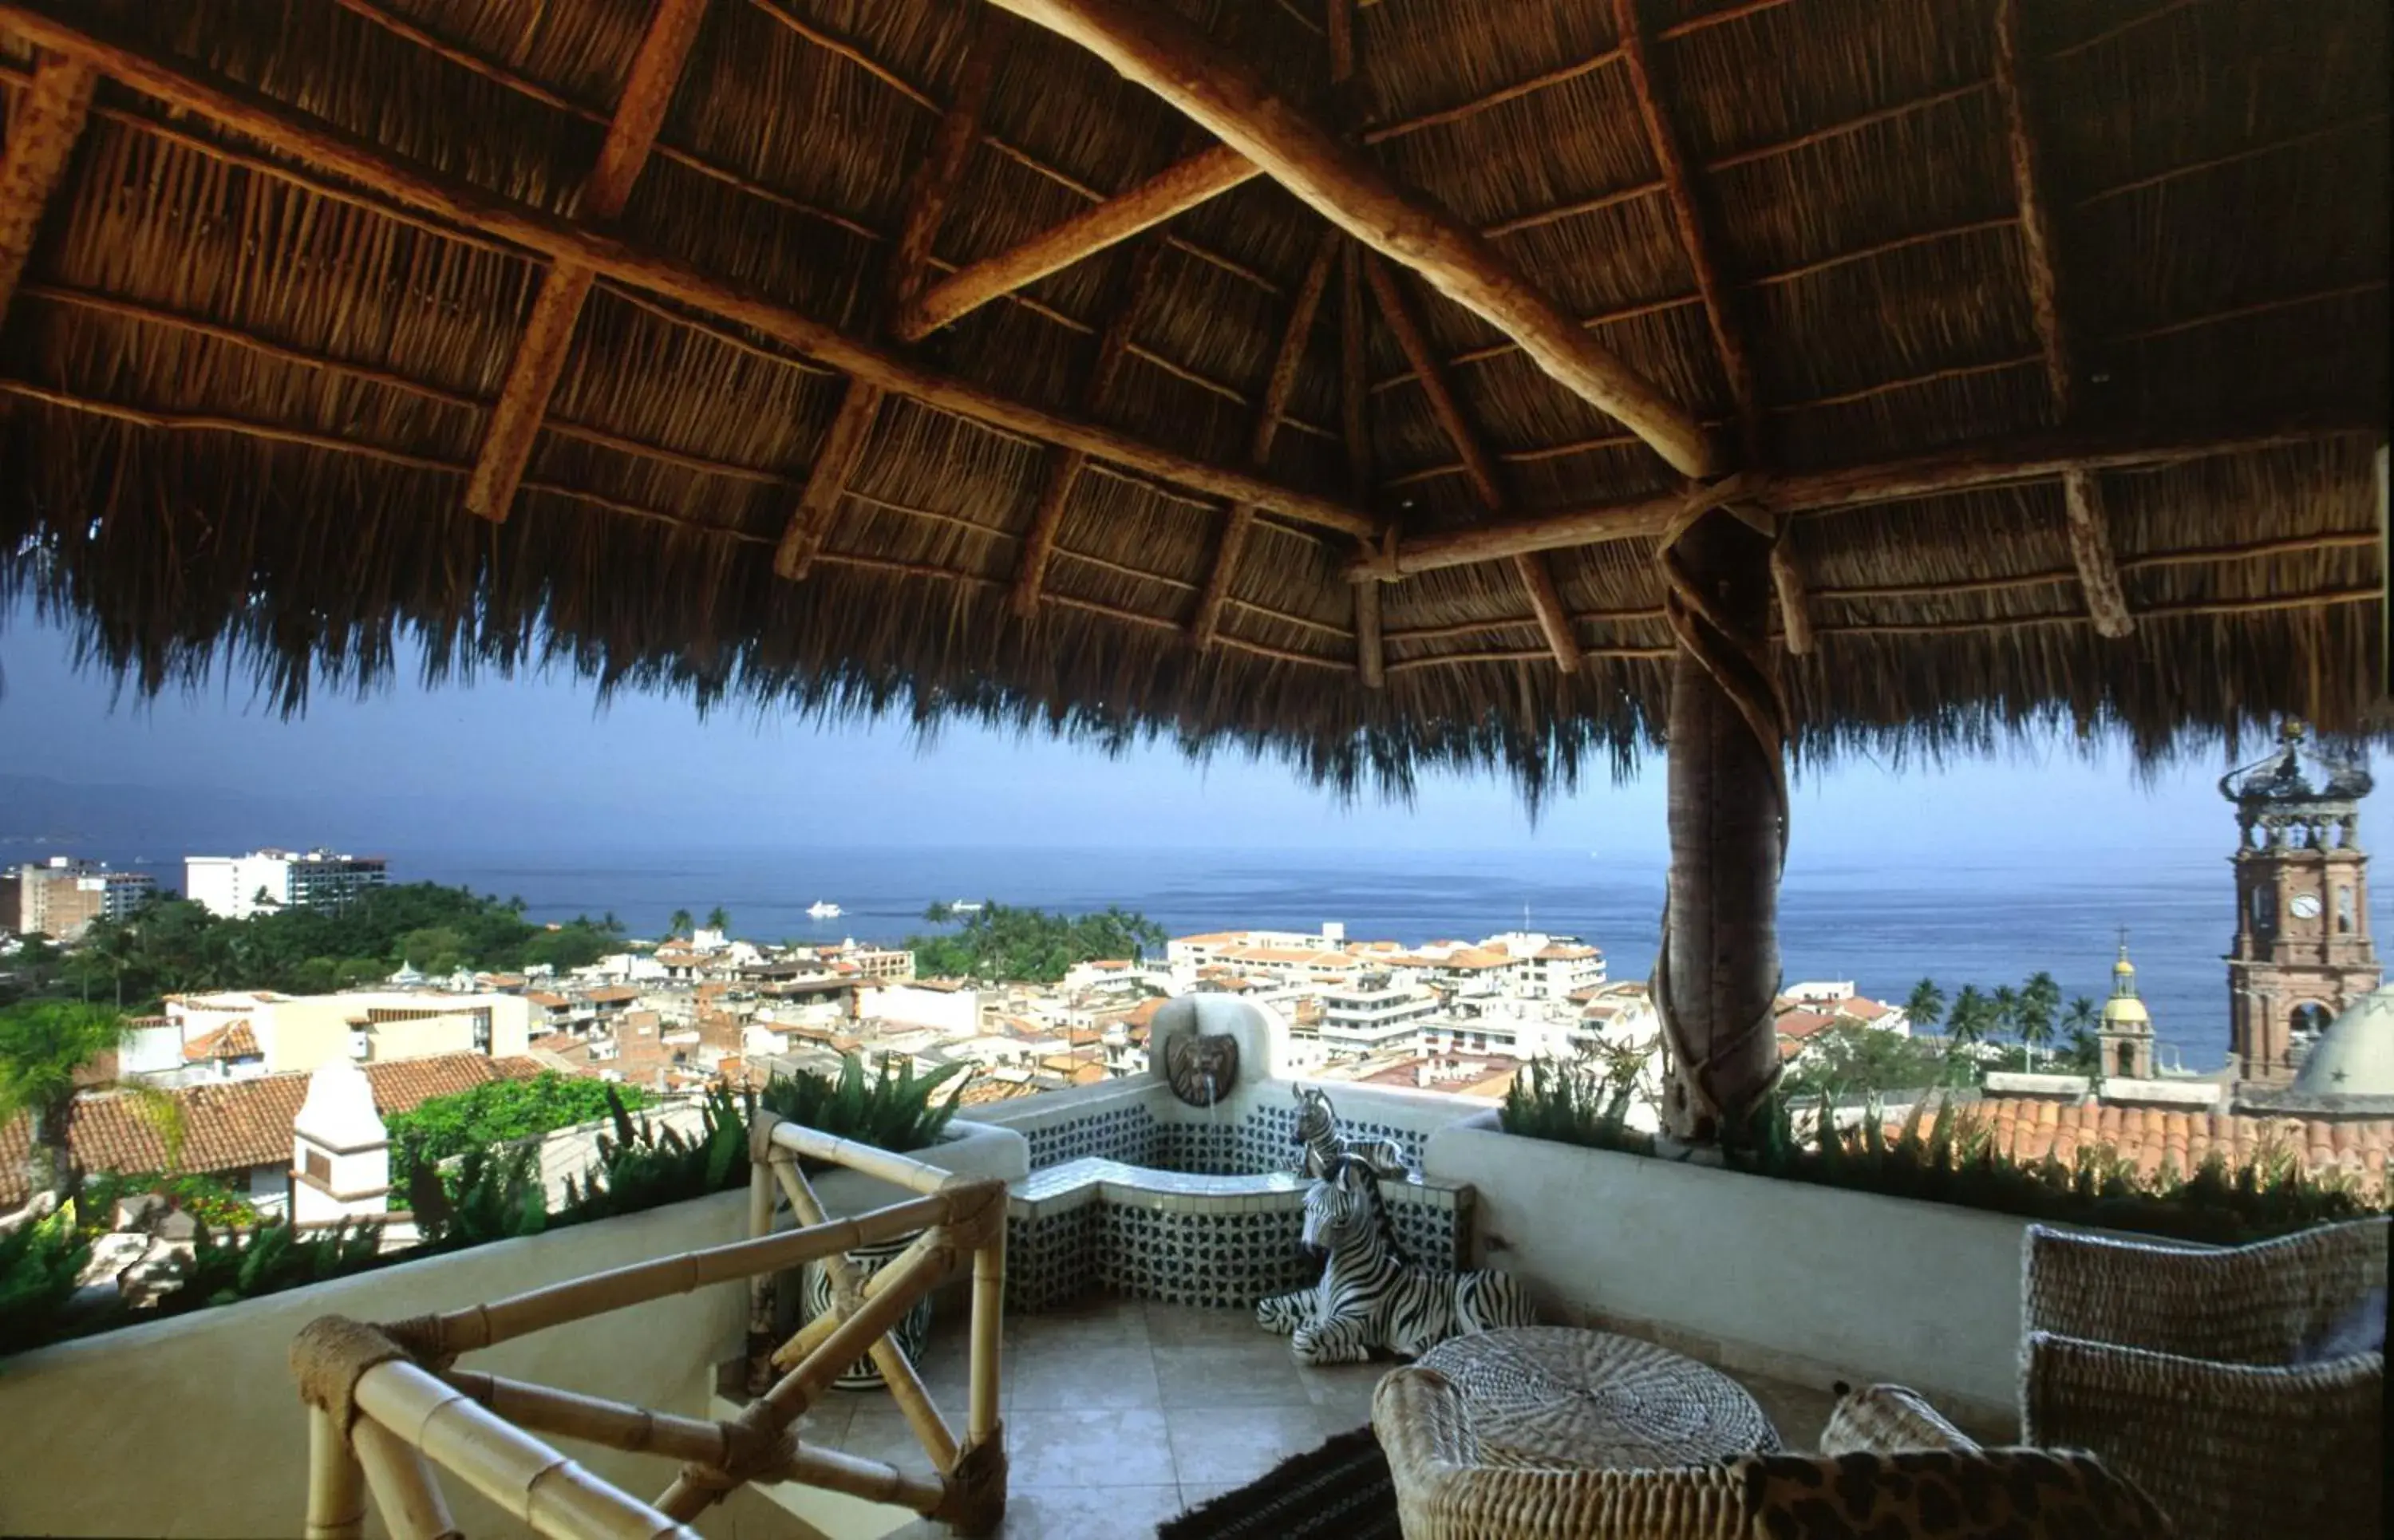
<box><xmin>2221</xmin><ymin>722</ymin><xmax>2381</xmax><ymax>1086</ymax></box>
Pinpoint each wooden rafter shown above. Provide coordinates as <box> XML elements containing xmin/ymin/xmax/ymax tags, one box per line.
<box><xmin>0</xmin><ymin>52</ymin><xmax>99</xmax><ymax>326</ymax></box>
<box><xmin>1610</xmin><ymin>0</ymin><xmax>1813</xmax><ymax>657</ymax></box>
<box><xmin>1345</xmin><ymin>421</ymin><xmax>2377</xmax><ymax>579</ymax></box>
<box><xmin>1192</xmin><ymin>229</ymin><xmax>1339</xmax><ymax>650</ymax></box>
<box><xmin>898</xmin><ymin>144</ymin><xmax>1257</xmax><ymax>340</ymax></box>
<box><xmin>982</xmin><ymin>0</ymin><xmax>1717</xmax><ymax>479</ymax></box>
<box><xmin>1341</xmin><ymin>244</ymin><xmax>1384</xmax><ymax>688</ymax></box>
<box><xmin>1009</xmin><ymin>236</ymin><xmax>1172</xmax><ymax>617</ymax></box>
<box><xmin>464</xmin><ymin>0</ymin><xmax>710</xmax><ymax>522</ymax></box>
<box><xmin>778</xmin><ymin>17</ymin><xmax>1002</xmax><ymax>582</ymax></box>
<box><xmin>6</xmin><ymin>8</ymin><xmax>1374</xmax><ymax>546</ymax></box>
<box><xmin>1994</xmin><ymin>0</ymin><xmax>2132</xmax><ymax>639</ymax></box>
<box><xmin>1366</xmin><ymin>255</ymin><xmax>1581</xmax><ymax>672</ymax></box>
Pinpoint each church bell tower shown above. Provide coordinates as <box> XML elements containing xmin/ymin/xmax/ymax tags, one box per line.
<box><xmin>2222</xmin><ymin>722</ymin><xmax>2380</xmax><ymax>1085</ymax></box>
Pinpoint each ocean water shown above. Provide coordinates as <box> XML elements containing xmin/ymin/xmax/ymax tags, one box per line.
<box><xmin>80</xmin><ymin>841</ymin><xmax>2349</xmax><ymax>1076</ymax></box>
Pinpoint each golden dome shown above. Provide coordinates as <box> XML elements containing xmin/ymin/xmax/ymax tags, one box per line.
<box><xmin>2102</xmin><ymin>995</ymin><xmax>2151</xmax><ymax>1027</ymax></box>
<box><xmin>2113</xmin><ymin>955</ymin><xmax>2135</xmax><ymax>977</ymax></box>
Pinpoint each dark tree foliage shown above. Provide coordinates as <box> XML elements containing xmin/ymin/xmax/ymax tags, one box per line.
<box><xmin>904</xmin><ymin>902</ymin><xmax>1165</xmax><ymax>983</ymax></box>
<box><xmin>26</xmin><ymin>886</ymin><xmax>624</xmax><ymax>1011</ymax></box>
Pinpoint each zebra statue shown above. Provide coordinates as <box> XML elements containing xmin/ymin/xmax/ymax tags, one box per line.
<box><xmin>1291</xmin><ymin>1084</ymin><xmax>1411</xmax><ymax>1180</ymax></box>
<box><xmin>1257</xmin><ymin>1154</ymin><xmax>1536</xmax><ymax>1364</ymax></box>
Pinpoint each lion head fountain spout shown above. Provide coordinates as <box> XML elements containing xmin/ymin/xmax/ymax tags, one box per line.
<box><xmin>1163</xmin><ymin>1022</ymin><xmax>1240</xmax><ymax>1108</ymax></box>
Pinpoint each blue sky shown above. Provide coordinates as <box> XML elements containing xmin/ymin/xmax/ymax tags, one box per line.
<box><xmin>2</xmin><ymin>607</ymin><xmax>2237</xmax><ymax>857</ymax></box>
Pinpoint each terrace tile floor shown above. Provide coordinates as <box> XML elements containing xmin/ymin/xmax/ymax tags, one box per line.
<box><xmin>779</xmin><ymin>1295</ymin><xmax>1983</xmax><ymax>1538</ymax></box>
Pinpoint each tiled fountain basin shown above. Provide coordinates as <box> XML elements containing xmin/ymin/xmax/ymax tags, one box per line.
<box><xmin>983</xmin><ymin>1080</ymin><xmax>1477</xmax><ymax>1313</ymax></box>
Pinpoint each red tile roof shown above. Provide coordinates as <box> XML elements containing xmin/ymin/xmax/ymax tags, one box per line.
<box><xmin>0</xmin><ymin>1054</ymin><xmax>547</xmax><ymax>1205</ymax></box>
<box><xmin>182</xmin><ymin>1021</ymin><xmax>260</xmax><ymax>1062</ymax></box>
<box><xmin>585</xmin><ymin>985</ymin><xmax>640</xmax><ymax>1004</ymax></box>
<box><xmin>1775</xmin><ymin>1009</ymin><xmax>1838</xmax><ymax>1040</ymax></box>
<box><xmin>1967</xmin><ymin>1097</ymin><xmax>2394</xmax><ymax>1182</ymax></box>
<box><xmin>1837</xmin><ymin>996</ymin><xmax>1894</xmax><ymax>1022</ymax></box>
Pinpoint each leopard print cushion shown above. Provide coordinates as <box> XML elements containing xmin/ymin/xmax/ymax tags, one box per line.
<box><xmin>1738</xmin><ymin>1447</ymin><xmax>2174</xmax><ymax>1538</ymax></box>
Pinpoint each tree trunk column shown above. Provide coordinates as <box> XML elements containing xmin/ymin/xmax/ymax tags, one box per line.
<box><xmin>1657</xmin><ymin>507</ymin><xmax>1786</xmax><ymax>1144</ymax></box>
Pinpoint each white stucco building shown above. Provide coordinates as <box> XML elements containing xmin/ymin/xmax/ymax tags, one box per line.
<box><xmin>184</xmin><ymin>849</ymin><xmax>388</xmax><ymax>919</ymax></box>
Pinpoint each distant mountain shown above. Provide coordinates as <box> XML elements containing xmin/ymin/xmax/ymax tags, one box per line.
<box><xmin>0</xmin><ymin>772</ymin><xmax>311</xmax><ymax>851</ymax></box>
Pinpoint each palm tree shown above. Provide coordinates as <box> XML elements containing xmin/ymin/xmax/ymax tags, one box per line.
<box><xmin>1946</xmin><ymin>985</ymin><xmax>1991</xmax><ymax>1061</ymax></box>
<box><xmin>666</xmin><ymin>908</ymin><xmax>693</xmax><ymax>940</ymax></box>
<box><xmin>2062</xmin><ymin>995</ymin><xmax>2100</xmax><ymax>1072</ymax></box>
<box><xmin>0</xmin><ymin>1001</ymin><xmax>181</xmax><ymax>1206</ymax></box>
<box><xmin>1903</xmin><ymin>978</ymin><xmax>1946</xmax><ymax>1036</ymax></box>
<box><xmin>1990</xmin><ymin>984</ymin><xmax>2021</xmax><ymax>1040</ymax></box>
<box><xmin>705</xmin><ymin>906</ymin><xmax>730</xmax><ymax>935</ymax></box>
<box><xmin>2018</xmin><ymin>971</ymin><xmax>2061</xmax><ymax>1068</ymax></box>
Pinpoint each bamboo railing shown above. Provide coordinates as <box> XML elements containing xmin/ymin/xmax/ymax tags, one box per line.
<box><xmin>290</xmin><ymin>1111</ymin><xmax>1009</xmax><ymax>1539</ymax></box>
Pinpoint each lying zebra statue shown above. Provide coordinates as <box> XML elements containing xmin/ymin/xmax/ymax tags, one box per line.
<box><xmin>1292</xmin><ymin>1084</ymin><xmax>1411</xmax><ymax>1179</ymax></box>
<box><xmin>1257</xmin><ymin>1154</ymin><xmax>1536</xmax><ymax>1364</ymax></box>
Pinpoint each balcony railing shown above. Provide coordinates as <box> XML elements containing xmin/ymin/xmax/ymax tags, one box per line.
<box><xmin>289</xmin><ymin>1117</ymin><xmax>1009</xmax><ymax>1539</ymax></box>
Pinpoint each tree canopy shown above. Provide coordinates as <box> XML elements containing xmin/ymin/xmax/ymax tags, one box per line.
<box><xmin>11</xmin><ymin>886</ymin><xmax>624</xmax><ymax>1011</ymax></box>
<box><xmin>904</xmin><ymin>902</ymin><xmax>1166</xmax><ymax>984</ymax></box>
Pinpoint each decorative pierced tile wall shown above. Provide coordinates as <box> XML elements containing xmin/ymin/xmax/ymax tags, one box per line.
<box><xmin>1242</xmin><ymin>1102</ymin><xmax>1428</xmax><ymax>1174</ymax></box>
<box><xmin>1005</xmin><ymin>1201</ymin><xmax>1101</xmax><ymax>1314</ymax></box>
<box><xmin>1095</xmin><ymin>1202</ymin><xmax>1317</xmax><ymax>1309</ymax></box>
<box><xmin>1021</xmin><ymin>1103</ymin><xmax>1160</xmax><ymax>1171</ymax></box>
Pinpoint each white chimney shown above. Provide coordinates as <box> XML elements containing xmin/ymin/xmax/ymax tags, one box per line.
<box><xmin>292</xmin><ymin>1057</ymin><xmax>389</xmax><ymax>1225</ymax></box>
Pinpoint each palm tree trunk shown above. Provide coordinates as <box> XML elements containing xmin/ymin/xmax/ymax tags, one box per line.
<box><xmin>1658</xmin><ymin>511</ymin><xmax>1784</xmax><ymax>1145</ymax></box>
<box><xmin>26</xmin><ymin>1098</ymin><xmax>72</xmax><ymax>1203</ymax></box>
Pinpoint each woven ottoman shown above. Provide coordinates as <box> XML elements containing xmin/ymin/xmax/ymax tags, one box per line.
<box><xmin>1416</xmin><ymin>1326</ymin><xmax>1781</xmax><ymax>1468</ymax></box>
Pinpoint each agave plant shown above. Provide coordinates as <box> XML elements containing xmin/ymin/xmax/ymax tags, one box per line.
<box><xmin>563</xmin><ymin>1084</ymin><xmax>748</xmax><ymax>1222</ymax></box>
<box><xmin>152</xmin><ymin>1216</ymin><xmax>385</xmax><ymax>1316</ymax></box>
<box><xmin>0</xmin><ymin>1205</ymin><xmax>101</xmax><ymax>1358</ymax></box>
<box><xmin>758</xmin><ymin>1054</ymin><xmax>973</xmax><ymax>1157</ymax></box>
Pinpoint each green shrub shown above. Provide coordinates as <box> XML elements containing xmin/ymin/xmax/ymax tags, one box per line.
<box><xmin>81</xmin><ymin>1171</ymin><xmax>263</xmax><ymax>1230</ymax></box>
<box><xmin>0</xmin><ymin>1206</ymin><xmax>103</xmax><ymax>1356</ymax></box>
<box><xmin>414</xmin><ymin>1143</ymin><xmax>548</xmax><ymax>1252</ymax></box>
<box><xmin>562</xmin><ymin>1084</ymin><xmax>748</xmax><ymax>1222</ymax></box>
<box><xmin>151</xmin><ymin>1215</ymin><xmax>386</xmax><ymax>1317</ymax></box>
<box><xmin>1503</xmin><ymin>1076</ymin><xmax>2385</xmax><ymax>1246</ymax></box>
<box><xmin>1501</xmin><ymin>1053</ymin><xmax>1653</xmax><ymax>1157</ymax></box>
<box><xmin>758</xmin><ymin>1053</ymin><xmax>973</xmax><ymax>1159</ymax></box>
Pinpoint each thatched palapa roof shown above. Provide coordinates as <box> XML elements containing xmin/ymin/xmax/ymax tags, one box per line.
<box><xmin>0</xmin><ymin>0</ymin><xmax>2384</xmax><ymax>797</ymax></box>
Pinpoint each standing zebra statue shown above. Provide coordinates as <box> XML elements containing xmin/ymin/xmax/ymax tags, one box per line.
<box><xmin>1257</xmin><ymin>1154</ymin><xmax>1536</xmax><ymax>1364</ymax></box>
<box><xmin>1291</xmin><ymin>1084</ymin><xmax>1412</xmax><ymax>1179</ymax></box>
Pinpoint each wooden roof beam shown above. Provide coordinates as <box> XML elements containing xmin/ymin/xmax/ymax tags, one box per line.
<box><xmin>982</xmin><ymin>0</ymin><xmax>1718</xmax><ymax>480</ymax></box>
<box><xmin>1192</xmin><ymin>228</ymin><xmax>1338</xmax><ymax>651</ymax></box>
<box><xmin>464</xmin><ymin>0</ymin><xmax>709</xmax><ymax>522</ymax></box>
<box><xmin>1009</xmin><ymin>236</ymin><xmax>1172</xmax><ymax>618</ymax></box>
<box><xmin>1340</xmin><ymin>245</ymin><xmax>1384</xmax><ymax>688</ymax></box>
<box><xmin>1345</xmin><ymin>421</ymin><xmax>2378</xmax><ymax>579</ymax></box>
<box><xmin>1995</xmin><ymin>0</ymin><xmax>2131</xmax><ymax>639</ymax></box>
<box><xmin>897</xmin><ymin>144</ymin><xmax>1258</xmax><ymax>340</ymax></box>
<box><xmin>1366</xmin><ymin>254</ymin><xmax>1580</xmax><ymax>673</ymax></box>
<box><xmin>0</xmin><ymin>53</ymin><xmax>98</xmax><ymax>326</ymax></box>
<box><xmin>778</xmin><ymin>17</ymin><xmax>1001</xmax><ymax>582</ymax></box>
<box><xmin>7</xmin><ymin>8</ymin><xmax>1375</xmax><ymax>546</ymax></box>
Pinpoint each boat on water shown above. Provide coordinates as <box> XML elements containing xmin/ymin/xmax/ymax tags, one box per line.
<box><xmin>949</xmin><ymin>899</ymin><xmax>986</xmax><ymax>913</ymax></box>
<box><xmin>807</xmin><ymin>900</ymin><xmax>843</xmax><ymax>920</ymax></box>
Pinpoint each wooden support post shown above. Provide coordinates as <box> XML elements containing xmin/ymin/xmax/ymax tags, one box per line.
<box><xmin>744</xmin><ymin>1152</ymin><xmax>777</xmax><ymax>1395</ymax></box>
<box><xmin>0</xmin><ymin>53</ymin><xmax>98</xmax><ymax>326</ymax></box>
<box><xmin>1009</xmin><ymin>235</ymin><xmax>1171</xmax><ymax>616</ymax></box>
<box><xmin>2</xmin><ymin>6</ymin><xmax>1375</xmax><ymax>543</ymax></box>
<box><xmin>1512</xmin><ymin>553</ymin><xmax>1584</xmax><ymax>673</ymax></box>
<box><xmin>1193</xmin><ymin>229</ymin><xmax>1338</xmax><ymax>650</ymax></box>
<box><xmin>1659</xmin><ymin>511</ymin><xmax>1784</xmax><ymax>1144</ymax></box>
<box><xmin>465</xmin><ymin>0</ymin><xmax>709</xmax><ymax>520</ymax></box>
<box><xmin>1768</xmin><ymin>532</ymin><xmax>1815</xmax><ymax>656</ymax></box>
<box><xmin>770</xmin><ymin>1158</ymin><xmax>958</xmax><ymax>1474</ymax></box>
<box><xmin>1993</xmin><ymin>0</ymin><xmax>2131</xmax><ymax>638</ymax></box>
<box><xmin>354</xmin><ymin>1418</ymin><xmax>462</xmax><ymax>1540</ymax></box>
<box><xmin>305</xmin><ymin>1406</ymin><xmax>368</xmax><ymax>1540</ymax></box>
<box><xmin>899</xmin><ymin>144</ymin><xmax>1257</xmax><ymax>339</ymax></box>
<box><xmin>353</xmin><ymin>1361</ymin><xmax>695</xmax><ymax>1539</ymax></box>
<box><xmin>967</xmin><ymin>1234</ymin><xmax>1005</xmax><ymax>1447</ymax></box>
<box><xmin>982</xmin><ymin>0</ymin><xmax>1716</xmax><ymax>478</ymax></box>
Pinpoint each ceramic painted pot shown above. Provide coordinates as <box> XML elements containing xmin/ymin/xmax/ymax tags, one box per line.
<box><xmin>800</xmin><ymin>1233</ymin><xmax>935</xmax><ymax>1389</ymax></box>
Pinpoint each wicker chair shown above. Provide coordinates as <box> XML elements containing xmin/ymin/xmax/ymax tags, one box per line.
<box><xmin>2021</xmin><ymin>1217</ymin><xmax>2388</xmax><ymax>1540</ymax></box>
<box><xmin>1373</xmin><ymin>1369</ymin><xmax>2171</xmax><ymax>1539</ymax></box>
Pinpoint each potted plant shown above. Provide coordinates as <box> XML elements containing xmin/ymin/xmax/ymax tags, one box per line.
<box><xmin>756</xmin><ymin>1055</ymin><xmax>1025</xmax><ymax>1388</ymax></box>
